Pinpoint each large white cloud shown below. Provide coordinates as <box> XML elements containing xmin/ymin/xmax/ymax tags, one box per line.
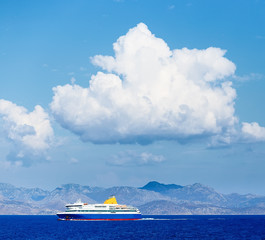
<box><xmin>51</xmin><ymin>23</ymin><xmax>240</xmax><ymax>144</ymax></box>
<box><xmin>0</xmin><ymin>99</ymin><xmax>54</xmax><ymax>165</ymax></box>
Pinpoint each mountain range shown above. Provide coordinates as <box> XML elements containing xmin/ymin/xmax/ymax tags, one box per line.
<box><xmin>1</xmin><ymin>181</ymin><xmax>265</xmax><ymax>215</ymax></box>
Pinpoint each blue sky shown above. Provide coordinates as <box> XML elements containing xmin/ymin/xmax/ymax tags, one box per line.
<box><xmin>0</xmin><ymin>0</ymin><xmax>265</xmax><ymax>194</ymax></box>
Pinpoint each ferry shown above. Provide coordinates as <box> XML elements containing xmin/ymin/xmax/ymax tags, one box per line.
<box><xmin>57</xmin><ymin>196</ymin><xmax>142</xmax><ymax>221</ymax></box>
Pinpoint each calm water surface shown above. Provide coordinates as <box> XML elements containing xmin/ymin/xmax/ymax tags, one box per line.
<box><xmin>0</xmin><ymin>215</ymin><xmax>265</xmax><ymax>239</ymax></box>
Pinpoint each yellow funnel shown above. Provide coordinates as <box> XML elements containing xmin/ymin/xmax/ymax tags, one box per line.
<box><xmin>104</xmin><ymin>196</ymin><xmax>118</xmax><ymax>204</ymax></box>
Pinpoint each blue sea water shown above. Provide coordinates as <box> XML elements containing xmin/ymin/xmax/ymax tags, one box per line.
<box><xmin>0</xmin><ymin>215</ymin><xmax>265</xmax><ymax>239</ymax></box>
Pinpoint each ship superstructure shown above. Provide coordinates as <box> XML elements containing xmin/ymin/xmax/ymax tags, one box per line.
<box><xmin>57</xmin><ymin>196</ymin><xmax>141</xmax><ymax>221</ymax></box>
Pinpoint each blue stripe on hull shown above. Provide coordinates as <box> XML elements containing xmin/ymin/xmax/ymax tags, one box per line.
<box><xmin>57</xmin><ymin>213</ymin><xmax>142</xmax><ymax>220</ymax></box>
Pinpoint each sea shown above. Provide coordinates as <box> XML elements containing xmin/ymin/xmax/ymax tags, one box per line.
<box><xmin>0</xmin><ymin>215</ymin><xmax>265</xmax><ymax>239</ymax></box>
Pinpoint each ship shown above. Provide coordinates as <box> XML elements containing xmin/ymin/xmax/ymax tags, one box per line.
<box><xmin>57</xmin><ymin>196</ymin><xmax>142</xmax><ymax>221</ymax></box>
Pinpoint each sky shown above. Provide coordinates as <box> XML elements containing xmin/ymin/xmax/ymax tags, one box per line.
<box><xmin>0</xmin><ymin>0</ymin><xmax>265</xmax><ymax>194</ymax></box>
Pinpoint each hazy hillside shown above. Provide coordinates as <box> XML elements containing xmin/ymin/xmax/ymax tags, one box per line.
<box><xmin>1</xmin><ymin>181</ymin><xmax>265</xmax><ymax>215</ymax></box>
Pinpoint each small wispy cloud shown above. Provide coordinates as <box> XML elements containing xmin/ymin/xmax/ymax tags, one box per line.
<box><xmin>69</xmin><ymin>157</ymin><xmax>79</xmax><ymax>164</ymax></box>
<box><xmin>70</xmin><ymin>77</ymin><xmax>76</xmax><ymax>85</ymax></box>
<box><xmin>83</xmin><ymin>73</ymin><xmax>91</xmax><ymax>78</ymax></box>
<box><xmin>168</xmin><ymin>5</ymin><xmax>175</xmax><ymax>10</ymax></box>
<box><xmin>0</xmin><ymin>159</ymin><xmax>23</xmax><ymax>169</ymax></box>
<box><xmin>256</xmin><ymin>35</ymin><xmax>265</xmax><ymax>40</ymax></box>
<box><xmin>107</xmin><ymin>151</ymin><xmax>165</xmax><ymax>166</ymax></box>
<box><xmin>233</xmin><ymin>73</ymin><xmax>264</xmax><ymax>82</ymax></box>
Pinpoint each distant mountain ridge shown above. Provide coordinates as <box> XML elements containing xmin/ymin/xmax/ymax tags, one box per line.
<box><xmin>140</xmin><ymin>181</ymin><xmax>183</xmax><ymax>193</ymax></box>
<box><xmin>1</xmin><ymin>181</ymin><xmax>265</xmax><ymax>215</ymax></box>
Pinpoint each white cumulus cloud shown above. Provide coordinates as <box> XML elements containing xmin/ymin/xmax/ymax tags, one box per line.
<box><xmin>241</xmin><ymin>122</ymin><xmax>265</xmax><ymax>142</ymax></box>
<box><xmin>51</xmin><ymin>23</ymin><xmax>239</xmax><ymax>144</ymax></box>
<box><xmin>0</xmin><ymin>99</ymin><xmax>54</xmax><ymax>165</ymax></box>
